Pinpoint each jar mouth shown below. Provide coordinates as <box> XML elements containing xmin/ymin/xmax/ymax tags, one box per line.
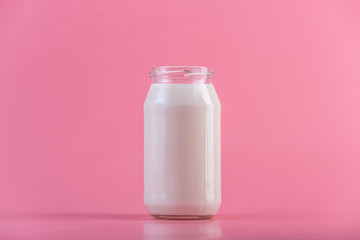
<box><xmin>150</xmin><ymin>66</ymin><xmax>214</xmax><ymax>83</ymax></box>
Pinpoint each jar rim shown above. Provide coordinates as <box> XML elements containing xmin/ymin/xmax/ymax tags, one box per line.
<box><xmin>150</xmin><ymin>66</ymin><xmax>214</xmax><ymax>83</ymax></box>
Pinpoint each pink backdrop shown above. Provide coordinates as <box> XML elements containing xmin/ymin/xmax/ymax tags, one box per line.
<box><xmin>1</xmin><ymin>0</ymin><xmax>360</xmax><ymax>219</ymax></box>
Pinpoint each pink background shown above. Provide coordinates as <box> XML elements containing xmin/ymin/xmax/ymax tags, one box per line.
<box><xmin>1</xmin><ymin>0</ymin><xmax>360</xmax><ymax>220</ymax></box>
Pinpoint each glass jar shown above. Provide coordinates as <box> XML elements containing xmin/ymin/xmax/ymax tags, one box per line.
<box><xmin>144</xmin><ymin>66</ymin><xmax>221</xmax><ymax>219</ymax></box>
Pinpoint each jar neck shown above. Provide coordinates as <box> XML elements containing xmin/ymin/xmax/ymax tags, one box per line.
<box><xmin>150</xmin><ymin>66</ymin><xmax>214</xmax><ymax>84</ymax></box>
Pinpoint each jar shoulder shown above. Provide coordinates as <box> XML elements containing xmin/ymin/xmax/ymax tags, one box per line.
<box><xmin>144</xmin><ymin>84</ymin><xmax>221</xmax><ymax>107</ymax></box>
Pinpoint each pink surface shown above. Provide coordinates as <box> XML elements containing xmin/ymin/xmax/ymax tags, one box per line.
<box><xmin>1</xmin><ymin>0</ymin><xmax>360</xmax><ymax>230</ymax></box>
<box><xmin>1</xmin><ymin>214</ymin><xmax>360</xmax><ymax>240</ymax></box>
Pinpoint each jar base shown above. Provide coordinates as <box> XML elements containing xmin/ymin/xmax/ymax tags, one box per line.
<box><xmin>152</xmin><ymin>214</ymin><xmax>214</xmax><ymax>220</ymax></box>
<box><xmin>145</xmin><ymin>202</ymin><xmax>221</xmax><ymax>219</ymax></box>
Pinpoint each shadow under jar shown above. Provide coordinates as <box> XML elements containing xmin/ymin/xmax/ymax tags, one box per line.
<box><xmin>144</xmin><ymin>66</ymin><xmax>221</xmax><ymax>220</ymax></box>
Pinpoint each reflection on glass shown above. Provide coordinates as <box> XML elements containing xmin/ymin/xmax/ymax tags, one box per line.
<box><xmin>142</xmin><ymin>220</ymin><xmax>222</xmax><ymax>240</ymax></box>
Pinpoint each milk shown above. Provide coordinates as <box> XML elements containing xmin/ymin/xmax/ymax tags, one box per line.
<box><xmin>144</xmin><ymin>83</ymin><xmax>221</xmax><ymax>218</ymax></box>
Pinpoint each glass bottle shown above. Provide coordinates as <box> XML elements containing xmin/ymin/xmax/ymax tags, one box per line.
<box><xmin>144</xmin><ymin>66</ymin><xmax>221</xmax><ymax>219</ymax></box>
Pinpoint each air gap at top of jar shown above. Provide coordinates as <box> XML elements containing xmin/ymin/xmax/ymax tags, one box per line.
<box><xmin>144</xmin><ymin>66</ymin><xmax>221</xmax><ymax>220</ymax></box>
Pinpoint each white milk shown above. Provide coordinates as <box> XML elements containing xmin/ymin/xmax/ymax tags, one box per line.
<box><xmin>144</xmin><ymin>83</ymin><xmax>221</xmax><ymax>218</ymax></box>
